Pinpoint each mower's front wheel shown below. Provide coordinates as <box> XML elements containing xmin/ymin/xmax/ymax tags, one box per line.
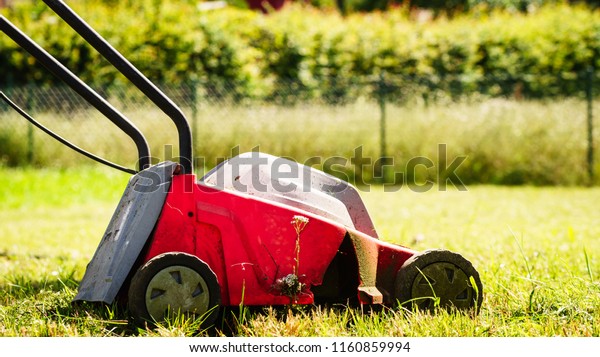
<box><xmin>128</xmin><ymin>252</ymin><xmax>221</xmax><ymax>328</ymax></box>
<box><xmin>395</xmin><ymin>249</ymin><xmax>483</xmax><ymax>314</ymax></box>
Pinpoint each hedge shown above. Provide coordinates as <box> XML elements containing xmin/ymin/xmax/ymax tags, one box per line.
<box><xmin>1</xmin><ymin>1</ymin><xmax>599</xmax><ymax>100</ymax></box>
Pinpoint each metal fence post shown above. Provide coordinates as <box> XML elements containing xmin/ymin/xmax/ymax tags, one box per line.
<box><xmin>379</xmin><ymin>85</ymin><xmax>387</xmax><ymax>168</ymax></box>
<box><xmin>375</xmin><ymin>73</ymin><xmax>388</xmax><ymax>182</ymax></box>
<box><xmin>586</xmin><ymin>66</ymin><xmax>594</xmax><ymax>185</ymax></box>
<box><xmin>190</xmin><ymin>80</ymin><xmax>198</xmax><ymax>161</ymax></box>
<box><xmin>26</xmin><ymin>83</ymin><xmax>35</xmax><ymax>164</ymax></box>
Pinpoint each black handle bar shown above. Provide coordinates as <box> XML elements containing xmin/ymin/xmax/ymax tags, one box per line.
<box><xmin>43</xmin><ymin>0</ymin><xmax>193</xmax><ymax>174</ymax></box>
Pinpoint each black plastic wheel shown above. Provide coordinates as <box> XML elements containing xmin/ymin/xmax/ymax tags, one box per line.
<box><xmin>128</xmin><ymin>252</ymin><xmax>221</xmax><ymax>328</ymax></box>
<box><xmin>395</xmin><ymin>249</ymin><xmax>483</xmax><ymax>314</ymax></box>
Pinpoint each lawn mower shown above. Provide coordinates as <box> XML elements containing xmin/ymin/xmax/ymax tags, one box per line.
<box><xmin>0</xmin><ymin>0</ymin><xmax>483</xmax><ymax>328</ymax></box>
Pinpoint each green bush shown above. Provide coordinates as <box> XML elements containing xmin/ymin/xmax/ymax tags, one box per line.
<box><xmin>1</xmin><ymin>1</ymin><xmax>599</xmax><ymax>100</ymax></box>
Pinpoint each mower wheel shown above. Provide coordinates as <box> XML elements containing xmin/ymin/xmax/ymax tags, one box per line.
<box><xmin>128</xmin><ymin>252</ymin><xmax>221</xmax><ymax>328</ymax></box>
<box><xmin>394</xmin><ymin>249</ymin><xmax>483</xmax><ymax>314</ymax></box>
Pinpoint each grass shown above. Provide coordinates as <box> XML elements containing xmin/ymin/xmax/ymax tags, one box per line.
<box><xmin>1</xmin><ymin>98</ymin><xmax>599</xmax><ymax>185</ymax></box>
<box><xmin>0</xmin><ymin>166</ymin><xmax>599</xmax><ymax>336</ymax></box>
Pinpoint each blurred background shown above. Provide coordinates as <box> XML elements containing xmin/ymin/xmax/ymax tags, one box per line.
<box><xmin>1</xmin><ymin>0</ymin><xmax>599</xmax><ymax>186</ymax></box>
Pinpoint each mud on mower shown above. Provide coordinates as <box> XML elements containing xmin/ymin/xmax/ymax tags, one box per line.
<box><xmin>0</xmin><ymin>0</ymin><xmax>483</xmax><ymax>329</ymax></box>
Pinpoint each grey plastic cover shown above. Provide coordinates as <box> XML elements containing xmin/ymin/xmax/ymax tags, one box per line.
<box><xmin>74</xmin><ymin>161</ymin><xmax>178</xmax><ymax>303</ymax></box>
<box><xmin>201</xmin><ymin>152</ymin><xmax>378</xmax><ymax>238</ymax></box>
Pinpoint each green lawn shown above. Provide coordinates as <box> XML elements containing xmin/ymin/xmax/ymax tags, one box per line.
<box><xmin>1</xmin><ymin>166</ymin><xmax>599</xmax><ymax>336</ymax></box>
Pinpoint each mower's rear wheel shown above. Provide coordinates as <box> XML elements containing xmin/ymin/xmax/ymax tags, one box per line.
<box><xmin>128</xmin><ymin>252</ymin><xmax>221</xmax><ymax>328</ymax></box>
<box><xmin>395</xmin><ymin>249</ymin><xmax>483</xmax><ymax>314</ymax></box>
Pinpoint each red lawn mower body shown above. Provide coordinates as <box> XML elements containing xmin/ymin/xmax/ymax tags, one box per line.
<box><xmin>74</xmin><ymin>156</ymin><xmax>417</xmax><ymax>311</ymax></box>
<box><xmin>148</xmin><ymin>166</ymin><xmax>417</xmax><ymax>307</ymax></box>
<box><xmin>148</xmin><ymin>172</ymin><xmax>416</xmax><ymax>307</ymax></box>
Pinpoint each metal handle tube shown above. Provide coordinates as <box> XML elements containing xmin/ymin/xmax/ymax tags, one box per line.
<box><xmin>43</xmin><ymin>0</ymin><xmax>193</xmax><ymax>174</ymax></box>
<box><xmin>0</xmin><ymin>16</ymin><xmax>151</xmax><ymax>171</ymax></box>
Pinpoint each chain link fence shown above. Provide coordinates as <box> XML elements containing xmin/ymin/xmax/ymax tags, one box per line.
<box><xmin>0</xmin><ymin>71</ymin><xmax>598</xmax><ymax>186</ymax></box>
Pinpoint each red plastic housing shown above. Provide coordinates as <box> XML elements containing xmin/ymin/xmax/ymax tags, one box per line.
<box><xmin>143</xmin><ymin>174</ymin><xmax>417</xmax><ymax>306</ymax></box>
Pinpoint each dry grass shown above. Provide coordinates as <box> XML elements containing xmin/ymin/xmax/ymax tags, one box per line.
<box><xmin>1</xmin><ymin>98</ymin><xmax>598</xmax><ymax>184</ymax></box>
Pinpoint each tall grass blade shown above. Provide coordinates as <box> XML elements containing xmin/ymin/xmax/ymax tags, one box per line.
<box><xmin>583</xmin><ymin>247</ymin><xmax>594</xmax><ymax>282</ymax></box>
